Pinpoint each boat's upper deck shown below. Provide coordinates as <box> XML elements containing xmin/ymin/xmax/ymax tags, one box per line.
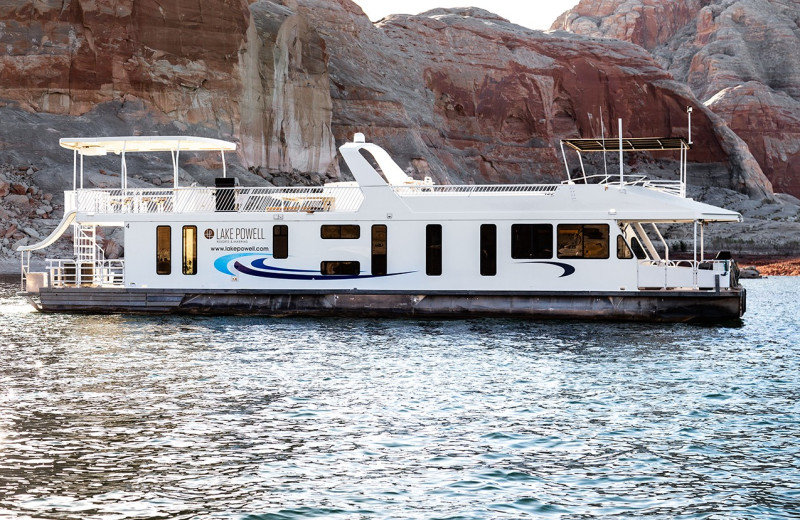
<box><xmin>59</xmin><ymin>133</ymin><xmax>740</xmax><ymax>223</ymax></box>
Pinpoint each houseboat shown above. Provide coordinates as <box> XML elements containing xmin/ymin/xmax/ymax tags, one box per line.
<box><xmin>18</xmin><ymin>130</ymin><xmax>746</xmax><ymax>321</ymax></box>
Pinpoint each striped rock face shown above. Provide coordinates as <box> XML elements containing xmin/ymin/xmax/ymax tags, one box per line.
<box><xmin>554</xmin><ymin>0</ymin><xmax>800</xmax><ymax>198</ymax></box>
<box><xmin>0</xmin><ymin>0</ymin><xmax>773</xmax><ymax>197</ymax></box>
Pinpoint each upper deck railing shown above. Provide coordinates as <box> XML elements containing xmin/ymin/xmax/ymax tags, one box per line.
<box><xmin>67</xmin><ymin>183</ymin><xmax>564</xmax><ymax>215</ymax></box>
<box><xmin>390</xmin><ymin>184</ymin><xmax>559</xmax><ymax>197</ymax></box>
<box><xmin>561</xmin><ymin>174</ymin><xmax>684</xmax><ymax>197</ymax></box>
<box><xmin>69</xmin><ymin>186</ymin><xmax>366</xmax><ymax>214</ymax></box>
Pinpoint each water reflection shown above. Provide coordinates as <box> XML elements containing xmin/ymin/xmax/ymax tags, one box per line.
<box><xmin>0</xmin><ymin>277</ymin><xmax>798</xmax><ymax>518</ymax></box>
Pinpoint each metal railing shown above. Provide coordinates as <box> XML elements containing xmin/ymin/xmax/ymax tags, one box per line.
<box><xmin>563</xmin><ymin>174</ymin><xmax>684</xmax><ymax>197</ymax></box>
<box><xmin>638</xmin><ymin>259</ymin><xmax>731</xmax><ymax>290</ymax></box>
<box><xmin>390</xmin><ymin>184</ymin><xmax>559</xmax><ymax>197</ymax></box>
<box><xmin>631</xmin><ymin>179</ymin><xmax>684</xmax><ymax>197</ymax></box>
<box><xmin>71</xmin><ymin>186</ymin><xmax>366</xmax><ymax>214</ymax></box>
<box><xmin>46</xmin><ymin>258</ymin><xmax>125</xmax><ymax>287</ymax></box>
<box><xmin>20</xmin><ymin>250</ymin><xmax>31</xmax><ymax>292</ymax></box>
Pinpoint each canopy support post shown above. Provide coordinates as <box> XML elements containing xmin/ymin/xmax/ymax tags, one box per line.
<box><xmin>559</xmin><ymin>140</ymin><xmax>571</xmax><ymax>182</ymax></box>
<box><xmin>221</xmin><ymin>150</ymin><xmax>227</xmax><ymax>178</ymax></box>
<box><xmin>618</xmin><ymin>118</ymin><xmax>624</xmax><ymax>186</ymax></box>
<box><xmin>700</xmin><ymin>221</ymin><xmax>705</xmax><ymax>262</ymax></box>
<box><xmin>173</xmin><ymin>141</ymin><xmax>181</xmax><ymax>188</ymax></box>
<box><xmin>693</xmin><ymin>220</ymin><xmax>698</xmax><ymax>288</ymax></box>
<box><xmin>651</xmin><ymin>223</ymin><xmax>669</xmax><ymax>263</ymax></box>
<box><xmin>121</xmin><ymin>140</ymin><xmax>128</xmax><ymax>192</ymax></box>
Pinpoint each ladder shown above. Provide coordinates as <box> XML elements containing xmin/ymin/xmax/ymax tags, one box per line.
<box><xmin>73</xmin><ymin>224</ymin><xmax>105</xmax><ymax>285</ymax></box>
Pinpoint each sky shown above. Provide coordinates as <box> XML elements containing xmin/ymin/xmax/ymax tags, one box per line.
<box><xmin>350</xmin><ymin>0</ymin><xmax>580</xmax><ymax>31</ymax></box>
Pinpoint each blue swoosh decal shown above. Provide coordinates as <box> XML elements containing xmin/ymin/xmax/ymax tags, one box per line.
<box><xmin>235</xmin><ymin>261</ymin><xmax>357</xmax><ymax>280</ymax></box>
<box><xmin>523</xmin><ymin>261</ymin><xmax>576</xmax><ymax>277</ymax></box>
<box><xmin>214</xmin><ymin>253</ymin><xmax>270</xmax><ymax>275</ymax></box>
<box><xmin>251</xmin><ymin>258</ymin><xmax>317</xmax><ymax>273</ymax></box>
<box><xmin>233</xmin><ymin>261</ymin><xmax>414</xmax><ymax>280</ymax></box>
<box><xmin>217</xmin><ymin>254</ymin><xmax>414</xmax><ymax>280</ymax></box>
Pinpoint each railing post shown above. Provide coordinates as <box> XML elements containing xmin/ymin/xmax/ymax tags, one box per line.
<box><xmin>693</xmin><ymin>220</ymin><xmax>698</xmax><ymax>289</ymax></box>
<box><xmin>618</xmin><ymin>118</ymin><xmax>624</xmax><ymax>186</ymax></box>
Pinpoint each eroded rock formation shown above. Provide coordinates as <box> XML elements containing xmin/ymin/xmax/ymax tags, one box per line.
<box><xmin>554</xmin><ymin>0</ymin><xmax>800</xmax><ymax>197</ymax></box>
<box><xmin>1</xmin><ymin>0</ymin><xmax>791</xmax><ymax>268</ymax></box>
<box><xmin>0</xmin><ymin>0</ymin><xmax>774</xmax><ymax>190</ymax></box>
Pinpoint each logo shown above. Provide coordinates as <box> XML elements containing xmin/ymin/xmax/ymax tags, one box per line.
<box><xmin>204</xmin><ymin>229</ymin><xmax>215</xmax><ymax>239</ymax></box>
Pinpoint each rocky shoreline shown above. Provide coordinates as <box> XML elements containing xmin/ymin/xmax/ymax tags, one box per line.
<box><xmin>738</xmin><ymin>257</ymin><xmax>800</xmax><ymax>277</ymax></box>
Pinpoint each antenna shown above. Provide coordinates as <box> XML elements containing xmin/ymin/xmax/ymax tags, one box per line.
<box><xmin>687</xmin><ymin>106</ymin><xmax>693</xmax><ymax>145</ymax></box>
<box><xmin>600</xmin><ymin>108</ymin><xmax>608</xmax><ymax>182</ymax></box>
<box><xmin>618</xmin><ymin>118</ymin><xmax>623</xmax><ymax>186</ymax></box>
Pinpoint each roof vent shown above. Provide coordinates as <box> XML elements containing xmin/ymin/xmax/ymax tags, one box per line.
<box><xmin>354</xmin><ymin>133</ymin><xmax>366</xmax><ymax>143</ymax></box>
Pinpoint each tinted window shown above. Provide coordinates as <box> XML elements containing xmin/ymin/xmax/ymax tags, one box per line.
<box><xmin>182</xmin><ymin>226</ymin><xmax>197</xmax><ymax>275</ymax></box>
<box><xmin>321</xmin><ymin>225</ymin><xmax>360</xmax><ymax>239</ymax></box>
<box><xmin>273</xmin><ymin>225</ymin><xmax>288</xmax><ymax>259</ymax></box>
<box><xmin>557</xmin><ymin>224</ymin><xmax>609</xmax><ymax>259</ymax></box>
<box><xmin>480</xmin><ymin>224</ymin><xmax>496</xmax><ymax>276</ymax></box>
<box><xmin>156</xmin><ymin>226</ymin><xmax>171</xmax><ymax>275</ymax></box>
<box><xmin>617</xmin><ymin>235</ymin><xmax>634</xmax><ymax>259</ymax></box>
<box><xmin>372</xmin><ymin>225</ymin><xmax>387</xmax><ymax>276</ymax></box>
<box><xmin>511</xmin><ymin>224</ymin><xmax>552</xmax><ymax>259</ymax></box>
<box><xmin>320</xmin><ymin>261</ymin><xmax>360</xmax><ymax>276</ymax></box>
<box><xmin>426</xmin><ymin>224</ymin><xmax>442</xmax><ymax>276</ymax></box>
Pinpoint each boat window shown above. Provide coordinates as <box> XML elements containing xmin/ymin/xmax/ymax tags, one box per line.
<box><xmin>426</xmin><ymin>224</ymin><xmax>442</xmax><ymax>276</ymax></box>
<box><xmin>273</xmin><ymin>225</ymin><xmax>288</xmax><ymax>259</ymax></box>
<box><xmin>480</xmin><ymin>224</ymin><xmax>497</xmax><ymax>276</ymax></box>
<box><xmin>557</xmin><ymin>224</ymin><xmax>609</xmax><ymax>259</ymax></box>
<box><xmin>617</xmin><ymin>235</ymin><xmax>634</xmax><ymax>259</ymax></box>
<box><xmin>156</xmin><ymin>225</ymin><xmax>171</xmax><ymax>275</ymax></box>
<box><xmin>372</xmin><ymin>225</ymin><xmax>387</xmax><ymax>276</ymax></box>
<box><xmin>511</xmin><ymin>224</ymin><xmax>552</xmax><ymax>259</ymax></box>
<box><xmin>321</xmin><ymin>225</ymin><xmax>360</xmax><ymax>239</ymax></box>
<box><xmin>182</xmin><ymin>226</ymin><xmax>197</xmax><ymax>275</ymax></box>
<box><xmin>321</xmin><ymin>261</ymin><xmax>360</xmax><ymax>276</ymax></box>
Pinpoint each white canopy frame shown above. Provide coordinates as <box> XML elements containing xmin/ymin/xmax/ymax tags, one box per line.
<box><xmin>60</xmin><ymin>136</ymin><xmax>237</xmax><ymax>190</ymax></box>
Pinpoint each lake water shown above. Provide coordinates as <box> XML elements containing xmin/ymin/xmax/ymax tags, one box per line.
<box><xmin>0</xmin><ymin>276</ymin><xmax>798</xmax><ymax>519</ymax></box>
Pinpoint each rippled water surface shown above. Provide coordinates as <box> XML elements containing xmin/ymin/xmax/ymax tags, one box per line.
<box><xmin>1</xmin><ymin>277</ymin><xmax>798</xmax><ymax>519</ymax></box>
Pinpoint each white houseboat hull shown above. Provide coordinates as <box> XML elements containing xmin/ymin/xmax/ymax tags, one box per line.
<box><xmin>19</xmin><ymin>133</ymin><xmax>748</xmax><ymax>322</ymax></box>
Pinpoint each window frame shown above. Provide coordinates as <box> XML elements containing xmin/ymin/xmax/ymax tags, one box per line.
<box><xmin>182</xmin><ymin>225</ymin><xmax>197</xmax><ymax>275</ymax></box>
<box><xmin>557</xmin><ymin>224</ymin><xmax>610</xmax><ymax>259</ymax></box>
<box><xmin>511</xmin><ymin>223</ymin><xmax>553</xmax><ymax>259</ymax></box>
<box><xmin>426</xmin><ymin>224</ymin><xmax>442</xmax><ymax>276</ymax></box>
<box><xmin>480</xmin><ymin>224</ymin><xmax>497</xmax><ymax>276</ymax></box>
<box><xmin>371</xmin><ymin>224</ymin><xmax>387</xmax><ymax>276</ymax></box>
<box><xmin>273</xmin><ymin>225</ymin><xmax>288</xmax><ymax>259</ymax></box>
<box><xmin>156</xmin><ymin>225</ymin><xmax>171</xmax><ymax>275</ymax></box>
<box><xmin>320</xmin><ymin>225</ymin><xmax>360</xmax><ymax>239</ymax></box>
<box><xmin>616</xmin><ymin>235</ymin><xmax>634</xmax><ymax>260</ymax></box>
<box><xmin>320</xmin><ymin>261</ymin><xmax>361</xmax><ymax>276</ymax></box>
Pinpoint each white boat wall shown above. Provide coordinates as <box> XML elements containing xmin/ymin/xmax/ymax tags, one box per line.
<box><xmin>17</xmin><ymin>130</ymin><xmax>746</xmax><ymax>321</ymax></box>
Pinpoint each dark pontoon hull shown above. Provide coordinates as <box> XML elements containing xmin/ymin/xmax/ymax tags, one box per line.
<box><xmin>30</xmin><ymin>287</ymin><xmax>746</xmax><ymax>322</ymax></box>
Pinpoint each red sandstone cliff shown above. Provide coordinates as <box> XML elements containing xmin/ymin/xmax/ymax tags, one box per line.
<box><xmin>0</xmin><ymin>0</ymin><xmax>773</xmax><ymax>193</ymax></box>
<box><xmin>554</xmin><ymin>0</ymin><xmax>800</xmax><ymax>197</ymax></box>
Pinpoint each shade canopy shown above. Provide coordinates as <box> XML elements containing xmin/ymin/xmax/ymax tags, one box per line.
<box><xmin>59</xmin><ymin>136</ymin><xmax>237</xmax><ymax>156</ymax></box>
<box><xmin>562</xmin><ymin>137</ymin><xmax>690</xmax><ymax>153</ymax></box>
